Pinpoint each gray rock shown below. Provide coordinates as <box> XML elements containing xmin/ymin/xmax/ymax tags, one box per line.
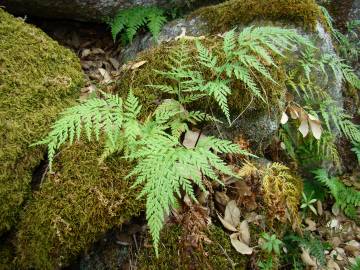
<box><xmin>0</xmin><ymin>0</ymin><xmax>202</xmax><ymax>22</ymax></box>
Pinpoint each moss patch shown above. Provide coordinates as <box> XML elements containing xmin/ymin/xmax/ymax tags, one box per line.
<box><xmin>137</xmin><ymin>225</ymin><xmax>248</xmax><ymax>270</ymax></box>
<box><xmin>191</xmin><ymin>0</ymin><xmax>324</xmax><ymax>34</ymax></box>
<box><xmin>0</xmin><ymin>9</ymin><xmax>84</xmax><ymax>234</ymax></box>
<box><xmin>15</xmin><ymin>142</ymin><xmax>143</xmax><ymax>269</ymax></box>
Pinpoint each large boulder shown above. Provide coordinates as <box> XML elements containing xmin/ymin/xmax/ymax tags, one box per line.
<box><xmin>1</xmin><ymin>0</ymin><xmax>211</xmax><ymax>22</ymax></box>
<box><xmin>119</xmin><ymin>0</ymin><xmax>342</xmax><ymax>151</ymax></box>
<box><xmin>0</xmin><ymin>8</ymin><xmax>84</xmax><ymax>236</ymax></box>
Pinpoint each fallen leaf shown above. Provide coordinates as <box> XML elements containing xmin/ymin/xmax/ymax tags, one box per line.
<box><xmin>109</xmin><ymin>57</ymin><xmax>120</xmax><ymax>70</ymax></box>
<box><xmin>305</xmin><ymin>218</ymin><xmax>317</xmax><ymax>231</ymax></box>
<box><xmin>308</xmin><ymin>115</ymin><xmax>322</xmax><ymax>139</ymax></box>
<box><xmin>98</xmin><ymin>68</ymin><xmax>112</xmax><ymax>83</ymax></box>
<box><xmin>280</xmin><ymin>112</ymin><xmax>289</xmax><ymax>124</ymax></box>
<box><xmin>230</xmin><ymin>233</ymin><xmax>253</xmax><ymax>255</ymax></box>
<box><xmin>224</xmin><ymin>200</ymin><xmax>240</xmax><ymax>228</ymax></box>
<box><xmin>214</xmin><ymin>192</ymin><xmax>230</xmax><ymax>207</ymax></box>
<box><xmin>298</xmin><ymin>119</ymin><xmax>309</xmax><ymax>137</ymax></box>
<box><xmin>81</xmin><ymin>48</ymin><xmax>91</xmax><ymax>58</ymax></box>
<box><xmin>131</xmin><ymin>60</ymin><xmax>147</xmax><ymax>70</ymax></box>
<box><xmin>288</xmin><ymin>105</ymin><xmax>300</xmax><ymax>119</ymax></box>
<box><xmin>301</xmin><ymin>248</ymin><xmax>317</xmax><ymax>267</ymax></box>
<box><xmin>183</xmin><ymin>130</ymin><xmax>201</xmax><ymax>149</ymax></box>
<box><xmin>327</xmin><ymin>259</ymin><xmax>341</xmax><ymax>270</ymax></box>
<box><xmin>239</xmin><ymin>220</ymin><xmax>250</xmax><ymax>245</ymax></box>
<box><xmin>217</xmin><ymin>213</ymin><xmax>238</xmax><ymax>232</ymax></box>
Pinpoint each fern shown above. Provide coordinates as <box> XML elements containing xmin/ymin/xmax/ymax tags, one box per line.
<box><xmin>313</xmin><ymin>169</ymin><xmax>360</xmax><ymax>219</ymax></box>
<box><xmin>286</xmin><ymin>233</ymin><xmax>329</xmax><ymax>267</ymax></box>
<box><xmin>108</xmin><ymin>6</ymin><xmax>167</xmax><ymax>43</ymax></box>
<box><xmin>35</xmin><ymin>90</ymin><xmax>253</xmax><ymax>256</ymax></box>
<box><xmin>33</xmin><ymin>94</ymin><xmax>124</xmax><ymax>170</ymax></box>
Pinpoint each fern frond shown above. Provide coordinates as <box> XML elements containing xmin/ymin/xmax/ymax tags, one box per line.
<box><xmin>351</xmin><ymin>143</ymin><xmax>360</xmax><ymax>164</ymax></box>
<box><xmin>109</xmin><ymin>6</ymin><xmax>166</xmax><ymax>42</ymax></box>
<box><xmin>313</xmin><ymin>169</ymin><xmax>360</xmax><ymax>219</ymax></box>
<box><xmin>33</xmin><ymin>95</ymin><xmax>123</xmax><ymax>170</ymax></box>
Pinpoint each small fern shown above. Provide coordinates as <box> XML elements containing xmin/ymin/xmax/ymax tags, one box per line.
<box><xmin>352</xmin><ymin>143</ymin><xmax>360</xmax><ymax>164</ymax></box>
<box><xmin>313</xmin><ymin>169</ymin><xmax>360</xmax><ymax>219</ymax></box>
<box><xmin>108</xmin><ymin>6</ymin><xmax>167</xmax><ymax>43</ymax></box>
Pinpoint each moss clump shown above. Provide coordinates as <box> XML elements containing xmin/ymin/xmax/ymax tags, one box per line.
<box><xmin>0</xmin><ymin>8</ymin><xmax>84</xmax><ymax>234</ymax></box>
<box><xmin>191</xmin><ymin>0</ymin><xmax>324</xmax><ymax>34</ymax></box>
<box><xmin>137</xmin><ymin>225</ymin><xmax>248</xmax><ymax>270</ymax></box>
<box><xmin>15</xmin><ymin>142</ymin><xmax>143</xmax><ymax>269</ymax></box>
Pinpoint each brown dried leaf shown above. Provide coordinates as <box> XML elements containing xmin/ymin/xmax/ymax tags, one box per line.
<box><xmin>214</xmin><ymin>192</ymin><xmax>230</xmax><ymax>207</ymax></box>
<box><xmin>131</xmin><ymin>60</ymin><xmax>147</xmax><ymax>70</ymax></box>
<box><xmin>98</xmin><ymin>68</ymin><xmax>112</xmax><ymax>83</ymax></box>
<box><xmin>301</xmin><ymin>248</ymin><xmax>317</xmax><ymax>267</ymax></box>
<box><xmin>305</xmin><ymin>218</ymin><xmax>317</xmax><ymax>231</ymax></box>
<box><xmin>217</xmin><ymin>213</ymin><xmax>238</xmax><ymax>232</ymax></box>
<box><xmin>230</xmin><ymin>233</ymin><xmax>253</xmax><ymax>255</ymax></box>
<box><xmin>224</xmin><ymin>200</ymin><xmax>240</xmax><ymax>228</ymax></box>
<box><xmin>109</xmin><ymin>57</ymin><xmax>120</xmax><ymax>70</ymax></box>
<box><xmin>281</xmin><ymin>112</ymin><xmax>289</xmax><ymax>125</ymax></box>
<box><xmin>298</xmin><ymin>119</ymin><xmax>309</xmax><ymax>137</ymax></box>
<box><xmin>309</xmin><ymin>116</ymin><xmax>322</xmax><ymax>140</ymax></box>
<box><xmin>183</xmin><ymin>130</ymin><xmax>201</xmax><ymax>149</ymax></box>
<box><xmin>239</xmin><ymin>220</ymin><xmax>250</xmax><ymax>245</ymax></box>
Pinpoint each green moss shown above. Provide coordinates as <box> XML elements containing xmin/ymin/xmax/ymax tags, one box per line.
<box><xmin>137</xmin><ymin>225</ymin><xmax>248</xmax><ymax>270</ymax></box>
<box><xmin>15</xmin><ymin>142</ymin><xmax>143</xmax><ymax>269</ymax></box>
<box><xmin>191</xmin><ymin>0</ymin><xmax>324</xmax><ymax>34</ymax></box>
<box><xmin>0</xmin><ymin>9</ymin><xmax>84</xmax><ymax>234</ymax></box>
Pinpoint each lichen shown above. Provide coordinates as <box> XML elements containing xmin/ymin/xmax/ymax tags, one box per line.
<box><xmin>191</xmin><ymin>0</ymin><xmax>324</xmax><ymax>34</ymax></box>
<box><xmin>15</xmin><ymin>142</ymin><xmax>143</xmax><ymax>269</ymax></box>
<box><xmin>0</xmin><ymin>9</ymin><xmax>84</xmax><ymax>235</ymax></box>
<box><xmin>136</xmin><ymin>225</ymin><xmax>248</xmax><ymax>270</ymax></box>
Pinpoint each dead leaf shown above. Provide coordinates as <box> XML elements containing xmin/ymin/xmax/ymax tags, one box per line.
<box><xmin>109</xmin><ymin>57</ymin><xmax>120</xmax><ymax>70</ymax></box>
<box><xmin>131</xmin><ymin>60</ymin><xmax>147</xmax><ymax>70</ymax></box>
<box><xmin>298</xmin><ymin>119</ymin><xmax>309</xmax><ymax>137</ymax></box>
<box><xmin>81</xmin><ymin>49</ymin><xmax>91</xmax><ymax>58</ymax></box>
<box><xmin>230</xmin><ymin>233</ymin><xmax>253</xmax><ymax>255</ymax></box>
<box><xmin>305</xmin><ymin>218</ymin><xmax>317</xmax><ymax>231</ymax></box>
<box><xmin>301</xmin><ymin>248</ymin><xmax>317</xmax><ymax>266</ymax></box>
<box><xmin>183</xmin><ymin>130</ymin><xmax>201</xmax><ymax>149</ymax></box>
<box><xmin>327</xmin><ymin>259</ymin><xmax>341</xmax><ymax>270</ymax></box>
<box><xmin>217</xmin><ymin>213</ymin><xmax>238</xmax><ymax>232</ymax></box>
<box><xmin>214</xmin><ymin>192</ymin><xmax>230</xmax><ymax>207</ymax></box>
<box><xmin>280</xmin><ymin>112</ymin><xmax>289</xmax><ymax>124</ymax></box>
<box><xmin>224</xmin><ymin>200</ymin><xmax>241</xmax><ymax>228</ymax></box>
<box><xmin>239</xmin><ymin>220</ymin><xmax>250</xmax><ymax>245</ymax></box>
<box><xmin>288</xmin><ymin>105</ymin><xmax>300</xmax><ymax>119</ymax></box>
<box><xmin>92</xmin><ymin>48</ymin><xmax>105</xmax><ymax>55</ymax></box>
<box><xmin>98</xmin><ymin>68</ymin><xmax>112</xmax><ymax>83</ymax></box>
<box><xmin>308</xmin><ymin>115</ymin><xmax>322</xmax><ymax>139</ymax></box>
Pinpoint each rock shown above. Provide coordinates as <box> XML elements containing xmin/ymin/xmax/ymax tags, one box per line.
<box><xmin>120</xmin><ymin>0</ymin><xmax>342</xmax><ymax>151</ymax></box>
<box><xmin>0</xmin><ymin>8</ymin><xmax>84</xmax><ymax>236</ymax></box>
<box><xmin>1</xmin><ymin>0</ymin><xmax>210</xmax><ymax>22</ymax></box>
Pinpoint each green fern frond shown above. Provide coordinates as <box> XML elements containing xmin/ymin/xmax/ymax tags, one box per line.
<box><xmin>33</xmin><ymin>95</ymin><xmax>124</xmax><ymax>170</ymax></box>
<box><xmin>109</xmin><ymin>6</ymin><xmax>167</xmax><ymax>43</ymax></box>
<box><xmin>313</xmin><ymin>169</ymin><xmax>360</xmax><ymax>219</ymax></box>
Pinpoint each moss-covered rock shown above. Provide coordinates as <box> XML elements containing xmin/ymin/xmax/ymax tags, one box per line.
<box><xmin>118</xmin><ymin>37</ymin><xmax>287</xmax><ymax>151</ymax></box>
<box><xmin>137</xmin><ymin>225</ymin><xmax>248</xmax><ymax>269</ymax></box>
<box><xmin>15</xmin><ymin>142</ymin><xmax>143</xmax><ymax>269</ymax></box>
<box><xmin>0</xmin><ymin>8</ymin><xmax>84</xmax><ymax>234</ymax></box>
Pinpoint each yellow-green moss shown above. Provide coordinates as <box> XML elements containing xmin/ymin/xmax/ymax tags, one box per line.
<box><xmin>15</xmin><ymin>142</ymin><xmax>143</xmax><ymax>269</ymax></box>
<box><xmin>191</xmin><ymin>0</ymin><xmax>324</xmax><ymax>34</ymax></box>
<box><xmin>137</xmin><ymin>225</ymin><xmax>247</xmax><ymax>270</ymax></box>
<box><xmin>0</xmin><ymin>9</ymin><xmax>84</xmax><ymax>234</ymax></box>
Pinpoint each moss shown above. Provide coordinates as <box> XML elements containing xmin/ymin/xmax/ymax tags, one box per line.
<box><xmin>191</xmin><ymin>0</ymin><xmax>324</xmax><ymax>34</ymax></box>
<box><xmin>15</xmin><ymin>142</ymin><xmax>143</xmax><ymax>269</ymax></box>
<box><xmin>137</xmin><ymin>225</ymin><xmax>248</xmax><ymax>270</ymax></box>
<box><xmin>0</xmin><ymin>9</ymin><xmax>84</xmax><ymax>234</ymax></box>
